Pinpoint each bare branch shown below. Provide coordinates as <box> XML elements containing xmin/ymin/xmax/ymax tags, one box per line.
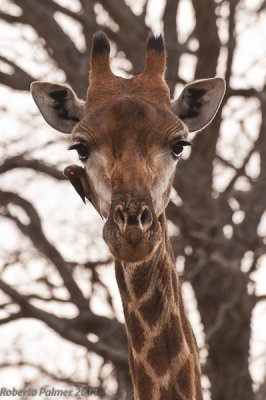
<box><xmin>38</xmin><ymin>0</ymin><xmax>85</xmax><ymax>23</ymax></box>
<box><xmin>220</xmin><ymin>139</ymin><xmax>258</xmax><ymax>199</ymax></box>
<box><xmin>0</xmin><ymin>311</ymin><xmax>24</xmax><ymax>325</ymax></box>
<box><xmin>92</xmin><ymin>0</ymin><xmax>148</xmax><ymax>73</ymax></box>
<box><xmin>0</xmin><ymin>156</ymin><xmax>65</xmax><ymax>180</ymax></box>
<box><xmin>191</xmin><ymin>0</ymin><xmax>220</xmax><ymax>78</ymax></box>
<box><xmin>95</xmin><ymin>0</ymin><xmax>146</xmax><ymax>38</ymax></box>
<box><xmin>237</xmin><ymin>95</ymin><xmax>266</xmax><ymax>242</ymax></box>
<box><xmin>256</xmin><ymin>0</ymin><xmax>266</xmax><ymax>13</ymax></box>
<box><xmin>163</xmin><ymin>0</ymin><xmax>180</xmax><ymax>96</ymax></box>
<box><xmin>0</xmin><ymin>279</ymin><xmax>128</xmax><ymax>366</ymax></box>
<box><xmin>0</xmin><ymin>190</ymin><xmax>88</xmax><ymax>311</ymax></box>
<box><xmin>255</xmin><ymin>295</ymin><xmax>266</xmax><ymax>304</ymax></box>
<box><xmin>15</xmin><ymin>0</ymin><xmax>87</xmax><ymax>96</ymax></box>
<box><xmin>226</xmin><ymin>88</ymin><xmax>261</xmax><ymax>99</ymax></box>
<box><xmin>0</xmin><ymin>11</ymin><xmax>21</xmax><ymax>23</ymax></box>
<box><xmin>0</xmin><ymin>55</ymin><xmax>34</xmax><ymax>90</ymax></box>
<box><xmin>0</xmin><ymin>361</ymin><xmax>91</xmax><ymax>387</ymax></box>
<box><xmin>224</xmin><ymin>0</ymin><xmax>239</xmax><ymax>85</ymax></box>
<box><xmin>255</xmin><ymin>377</ymin><xmax>266</xmax><ymax>400</ymax></box>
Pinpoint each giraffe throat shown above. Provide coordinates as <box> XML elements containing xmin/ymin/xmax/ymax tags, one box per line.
<box><xmin>115</xmin><ymin>213</ymin><xmax>203</xmax><ymax>400</ymax></box>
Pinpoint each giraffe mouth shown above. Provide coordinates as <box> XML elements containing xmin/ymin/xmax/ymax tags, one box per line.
<box><xmin>103</xmin><ymin>221</ymin><xmax>162</xmax><ymax>262</ymax></box>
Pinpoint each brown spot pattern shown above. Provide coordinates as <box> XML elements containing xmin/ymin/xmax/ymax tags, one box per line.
<box><xmin>194</xmin><ymin>365</ymin><xmax>203</xmax><ymax>400</ymax></box>
<box><xmin>135</xmin><ymin>361</ymin><xmax>153</xmax><ymax>400</ymax></box>
<box><xmin>131</xmin><ymin>262</ymin><xmax>151</xmax><ymax>298</ymax></box>
<box><xmin>156</xmin><ymin>257</ymin><xmax>171</xmax><ymax>290</ymax></box>
<box><xmin>178</xmin><ymin>359</ymin><xmax>193</xmax><ymax>399</ymax></box>
<box><xmin>127</xmin><ymin>312</ymin><xmax>145</xmax><ymax>352</ymax></box>
<box><xmin>179</xmin><ymin>294</ymin><xmax>199</xmax><ymax>353</ymax></box>
<box><xmin>160</xmin><ymin>383</ymin><xmax>178</xmax><ymax>399</ymax></box>
<box><xmin>147</xmin><ymin>313</ymin><xmax>182</xmax><ymax>376</ymax></box>
<box><xmin>139</xmin><ymin>287</ymin><xmax>164</xmax><ymax>327</ymax></box>
<box><xmin>115</xmin><ymin>262</ymin><xmax>130</xmax><ymax>300</ymax></box>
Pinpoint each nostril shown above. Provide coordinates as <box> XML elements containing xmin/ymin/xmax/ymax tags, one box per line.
<box><xmin>139</xmin><ymin>206</ymin><xmax>153</xmax><ymax>231</ymax></box>
<box><xmin>140</xmin><ymin>208</ymin><xmax>149</xmax><ymax>225</ymax></box>
<box><xmin>118</xmin><ymin>208</ymin><xmax>125</xmax><ymax>224</ymax></box>
<box><xmin>114</xmin><ymin>205</ymin><xmax>126</xmax><ymax>231</ymax></box>
<box><xmin>113</xmin><ymin>204</ymin><xmax>153</xmax><ymax>233</ymax></box>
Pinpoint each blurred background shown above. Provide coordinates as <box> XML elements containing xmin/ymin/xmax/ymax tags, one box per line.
<box><xmin>0</xmin><ymin>0</ymin><xmax>266</xmax><ymax>399</ymax></box>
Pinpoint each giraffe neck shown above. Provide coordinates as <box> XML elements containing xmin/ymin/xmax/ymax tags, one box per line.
<box><xmin>115</xmin><ymin>213</ymin><xmax>203</xmax><ymax>400</ymax></box>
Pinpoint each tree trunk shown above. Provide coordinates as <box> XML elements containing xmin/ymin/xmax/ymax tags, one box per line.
<box><xmin>186</xmin><ymin>254</ymin><xmax>254</xmax><ymax>400</ymax></box>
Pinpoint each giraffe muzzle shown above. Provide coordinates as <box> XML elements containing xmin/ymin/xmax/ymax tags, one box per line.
<box><xmin>113</xmin><ymin>203</ymin><xmax>153</xmax><ymax>234</ymax></box>
<box><xmin>103</xmin><ymin>197</ymin><xmax>162</xmax><ymax>262</ymax></box>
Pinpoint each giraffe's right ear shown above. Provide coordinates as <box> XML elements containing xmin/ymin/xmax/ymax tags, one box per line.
<box><xmin>30</xmin><ymin>81</ymin><xmax>85</xmax><ymax>134</ymax></box>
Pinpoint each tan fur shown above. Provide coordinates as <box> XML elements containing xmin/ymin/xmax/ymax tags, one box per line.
<box><xmin>71</xmin><ymin>35</ymin><xmax>203</xmax><ymax>399</ymax></box>
<box><xmin>31</xmin><ymin>32</ymin><xmax>225</xmax><ymax>400</ymax></box>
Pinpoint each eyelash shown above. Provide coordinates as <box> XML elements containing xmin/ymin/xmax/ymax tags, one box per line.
<box><xmin>68</xmin><ymin>138</ymin><xmax>190</xmax><ymax>162</ymax></box>
<box><xmin>69</xmin><ymin>142</ymin><xmax>90</xmax><ymax>162</ymax></box>
<box><xmin>171</xmin><ymin>138</ymin><xmax>191</xmax><ymax>159</ymax></box>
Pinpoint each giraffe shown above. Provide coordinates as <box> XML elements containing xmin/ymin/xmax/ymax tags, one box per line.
<box><xmin>31</xmin><ymin>31</ymin><xmax>225</xmax><ymax>400</ymax></box>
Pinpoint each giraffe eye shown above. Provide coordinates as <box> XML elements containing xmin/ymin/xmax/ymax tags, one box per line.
<box><xmin>69</xmin><ymin>142</ymin><xmax>90</xmax><ymax>162</ymax></box>
<box><xmin>171</xmin><ymin>139</ymin><xmax>191</xmax><ymax>159</ymax></box>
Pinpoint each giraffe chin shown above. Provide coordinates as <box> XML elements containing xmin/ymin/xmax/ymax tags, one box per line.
<box><xmin>103</xmin><ymin>219</ymin><xmax>162</xmax><ymax>263</ymax></box>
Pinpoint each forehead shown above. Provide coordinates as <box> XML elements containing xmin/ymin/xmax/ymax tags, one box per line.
<box><xmin>72</xmin><ymin>97</ymin><xmax>186</xmax><ymax>147</ymax></box>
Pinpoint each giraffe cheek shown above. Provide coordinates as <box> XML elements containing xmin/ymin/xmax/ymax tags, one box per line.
<box><xmin>152</xmin><ymin>183</ymin><xmax>173</xmax><ymax>215</ymax></box>
<box><xmin>85</xmin><ymin>170</ymin><xmax>111</xmax><ymax>217</ymax></box>
<box><xmin>150</xmin><ymin>168</ymin><xmax>175</xmax><ymax>215</ymax></box>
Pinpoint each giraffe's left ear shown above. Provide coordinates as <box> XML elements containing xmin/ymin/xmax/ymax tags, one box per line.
<box><xmin>171</xmin><ymin>78</ymin><xmax>226</xmax><ymax>133</ymax></box>
<box><xmin>31</xmin><ymin>81</ymin><xmax>85</xmax><ymax>134</ymax></box>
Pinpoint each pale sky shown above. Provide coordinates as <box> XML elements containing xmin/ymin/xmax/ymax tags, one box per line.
<box><xmin>0</xmin><ymin>0</ymin><xmax>266</xmax><ymax>397</ymax></box>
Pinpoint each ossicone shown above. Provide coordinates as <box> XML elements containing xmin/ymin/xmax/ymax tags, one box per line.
<box><xmin>92</xmin><ymin>31</ymin><xmax>110</xmax><ymax>57</ymax></box>
<box><xmin>90</xmin><ymin>31</ymin><xmax>112</xmax><ymax>80</ymax></box>
<box><xmin>144</xmin><ymin>33</ymin><xmax>166</xmax><ymax>76</ymax></box>
<box><xmin>146</xmin><ymin>34</ymin><xmax>165</xmax><ymax>54</ymax></box>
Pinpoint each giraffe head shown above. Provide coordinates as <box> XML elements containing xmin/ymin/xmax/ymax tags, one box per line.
<box><xmin>31</xmin><ymin>32</ymin><xmax>225</xmax><ymax>263</ymax></box>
